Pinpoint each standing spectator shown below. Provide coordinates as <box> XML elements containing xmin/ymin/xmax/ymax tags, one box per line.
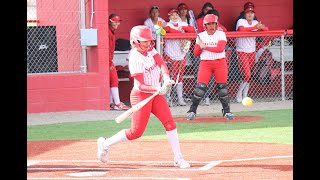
<box><xmin>144</xmin><ymin>6</ymin><xmax>167</xmax><ymax>39</ymax></box>
<box><xmin>235</xmin><ymin>6</ymin><xmax>269</xmax><ymax>103</ymax></box>
<box><xmin>177</xmin><ymin>3</ymin><xmax>196</xmax><ymax>28</ymax></box>
<box><xmin>233</xmin><ymin>1</ymin><xmax>258</xmax><ymax>31</ymax></box>
<box><xmin>163</xmin><ymin>8</ymin><xmax>196</xmax><ymax>106</ymax></box>
<box><xmin>177</xmin><ymin>2</ymin><xmax>196</xmax><ymax>66</ymax></box>
<box><xmin>108</xmin><ymin>13</ymin><xmax>130</xmax><ymax>110</ymax></box>
<box><xmin>196</xmin><ymin>2</ymin><xmax>214</xmax><ymax>33</ymax></box>
<box><xmin>186</xmin><ymin>14</ymin><xmax>234</xmax><ymax>120</ymax></box>
<box><xmin>177</xmin><ymin>3</ymin><xmax>198</xmax><ymax>101</ymax></box>
<box><xmin>97</xmin><ymin>25</ymin><xmax>190</xmax><ymax>169</ymax></box>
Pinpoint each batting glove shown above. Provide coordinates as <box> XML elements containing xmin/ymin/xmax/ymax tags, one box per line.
<box><xmin>163</xmin><ymin>75</ymin><xmax>171</xmax><ymax>83</ymax></box>
<box><xmin>163</xmin><ymin>76</ymin><xmax>174</xmax><ymax>87</ymax></box>
<box><xmin>164</xmin><ymin>79</ymin><xmax>175</xmax><ymax>89</ymax></box>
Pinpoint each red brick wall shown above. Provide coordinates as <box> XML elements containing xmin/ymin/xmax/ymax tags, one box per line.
<box><xmin>27</xmin><ymin>73</ymin><xmax>109</xmax><ymax>113</ymax></box>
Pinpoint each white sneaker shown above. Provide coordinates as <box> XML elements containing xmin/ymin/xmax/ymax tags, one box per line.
<box><xmin>236</xmin><ymin>91</ymin><xmax>242</xmax><ymax>103</ymax></box>
<box><xmin>178</xmin><ymin>97</ymin><xmax>187</xmax><ymax>106</ymax></box>
<box><xmin>97</xmin><ymin>137</ymin><xmax>109</xmax><ymax>163</ymax></box>
<box><xmin>174</xmin><ymin>157</ymin><xmax>191</xmax><ymax>168</ymax></box>
<box><xmin>236</xmin><ymin>96</ymin><xmax>242</xmax><ymax>103</ymax></box>
<box><xmin>204</xmin><ymin>97</ymin><xmax>211</xmax><ymax>106</ymax></box>
<box><xmin>236</xmin><ymin>82</ymin><xmax>246</xmax><ymax>103</ymax></box>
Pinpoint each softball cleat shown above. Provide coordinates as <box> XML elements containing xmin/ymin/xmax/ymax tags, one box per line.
<box><xmin>97</xmin><ymin>137</ymin><xmax>109</xmax><ymax>163</ymax></box>
<box><xmin>222</xmin><ymin>109</ymin><xmax>234</xmax><ymax>120</ymax></box>
<box><xmin>174</xmin><ymin>158</ymin><xmax>191</xmax><ymax>168</ymax></box>
<box><xmin>186</xmin><ymin>111</ymin><xmax>196</xmax><ymax>120</ymax></box>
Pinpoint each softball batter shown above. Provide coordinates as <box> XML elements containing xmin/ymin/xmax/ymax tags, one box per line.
<box><xmin>97</xmin><ymin>25</ymin><xmax>190</xmax><ymax>169</ymax></box>
<box><xmin>186</xmin><ymin>14</ymin><xmax>234</xmax><ymax>120</ymax></box>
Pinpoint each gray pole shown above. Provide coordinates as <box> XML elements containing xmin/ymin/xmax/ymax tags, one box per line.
<box><xmin>280</xmin><ymin>35</ymin><xmax>285</xmax><ymax>101</ymax></box>
<box><xmin>156</xmin><ymin>34</ymin><xmax>161</xmax><ymax>55</ymax></box>
<box><xmin>80</xmin><ymin>0</ymin><xmax>87</xmax><ymax>73</ymax></box>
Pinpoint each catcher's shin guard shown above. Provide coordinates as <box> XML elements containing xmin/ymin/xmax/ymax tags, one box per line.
<box><xmin>189</xmin><ymin>83</ymin><xmax>208</xmax><ymax>112</ymax></box>
<box><xmin>216</xmin><ymin>83</ymin><xmax>231</xmax><ymax>113</ymax></box>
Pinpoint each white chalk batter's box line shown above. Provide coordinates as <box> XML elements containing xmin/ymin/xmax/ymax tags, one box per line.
<box><xmin>27</xmin><ymin>155</ymin><xmax>292</xmax><ymax>171</ymax></box>
<box><xmin>27</xmin><ymin>177</ymin><xmax>191</xmax><ymax>180</ymax></box>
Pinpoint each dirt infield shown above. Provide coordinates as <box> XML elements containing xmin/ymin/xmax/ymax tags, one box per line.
<box><xmin>27</xmin><ymin>139</ymin><xmax>293</xmax><ymax>179</ymax></box>
<box><xmin>174</xmin><ymin>115</ymin><xmax>264</xmax><ymax>123</ymax></box>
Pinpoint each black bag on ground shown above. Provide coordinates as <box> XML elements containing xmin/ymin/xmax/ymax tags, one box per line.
<box><xmin>252</xmin><ymin>48</ymin><xmax>281</xmax><ymax>85</ymax></box>
<box><xmin>115</xmin><ymin>38</ymin><xmax>131</xmax><ymax>51</ymax></box>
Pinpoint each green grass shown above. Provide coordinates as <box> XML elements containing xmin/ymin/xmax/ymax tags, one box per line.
<box><xmin>27</xmin><ymin>109</ymin><xmax>293</xmax><ymax>144</ymax></box>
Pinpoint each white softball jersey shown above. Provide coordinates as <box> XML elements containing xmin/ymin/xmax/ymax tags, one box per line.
<box><xmin>198</xmin><ymin>30</ymin><xmax>226</xmax><ymax>60</ymax></box>
<box><xmin>235</xmin><ymin>19</ymin><xmax>259</xmax><ymax>53</ymax></box>
<box><xmin>180</xmin><ymin>17</ymin><xmax>196</xmax><ymax>29</ymax></box>
<box><xmin>164</xmin><ymin>21</ymin><xmax>188</xmax><ymax>60</ymax></box>
<box><xmin>128</xmin><ymin>48</ymin><xmax>161</xmax><ymax>92</ymax></box>
<box><xmin>144</xmin><ymin>17</ymin><xmax>167</xmax><ymax>40</ymax></box>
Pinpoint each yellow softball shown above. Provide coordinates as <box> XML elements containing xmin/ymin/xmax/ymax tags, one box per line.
<box><xmin>242</xmin><ymin>97</ymin><xmax>253</xmax><ymax>107</ymax></box>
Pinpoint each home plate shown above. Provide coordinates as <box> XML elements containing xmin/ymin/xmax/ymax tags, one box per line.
<box><xmin>66</xmin><ymin>171</ymin><xmax>108</xmax><ymax>177</ymax></box>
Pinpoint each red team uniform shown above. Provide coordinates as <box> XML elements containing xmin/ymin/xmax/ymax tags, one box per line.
<box><xmin>235</xmin><ymin>6</ymin><xmax>269</xmax><ymax>102</ymax></box>
<box><xmin>108</xmin><ymin>14</ymin><xmax>130</xmax><ymax>110</ymax></box>
<box><xmin>186</xmin><ymin>14</ymin><xmax>234</xmax><ymax>120</ymax></box>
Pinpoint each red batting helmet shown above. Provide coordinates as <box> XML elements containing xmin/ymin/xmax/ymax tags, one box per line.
<box><xmin>203</xmin><ymin>14</ymin><xmax>218</xmax><ymax>26</ymax></box>
<box><xmin>130</xmin><ymin>25</ymin><xmax>154</xmax><ymax>46</ymax></box>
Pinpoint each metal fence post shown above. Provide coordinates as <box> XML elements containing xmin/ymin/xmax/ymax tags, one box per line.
<box><xmin>156</xmin><ymin>34</ymin><xmax>161</xmax><ymax>55</ymax></box>
<box><xmin>280</xmin><ymin>35</ymin><xmax>285</xmax><ymax>100</ymax></box>
<box><xmin>80</xmin><ymin>0</ymin><xmax>87</xmax><ymax>73</ymax></box>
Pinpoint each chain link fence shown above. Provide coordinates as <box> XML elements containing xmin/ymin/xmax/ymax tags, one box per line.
<box><xmin>27</xmin><ymin>0</ymin><xmax>83</xmax><ymax>74</ymax></box>
<box><xmin>157</xmin><ymin>31</ymin><xmax>293</xmax><ymax>107</ymax></box>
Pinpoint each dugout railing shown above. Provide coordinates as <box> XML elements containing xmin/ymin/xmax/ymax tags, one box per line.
<box><xmin>156</xmin><ymin>30</ymin><xmax>293</xmax><ymax>107</ymax></box>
